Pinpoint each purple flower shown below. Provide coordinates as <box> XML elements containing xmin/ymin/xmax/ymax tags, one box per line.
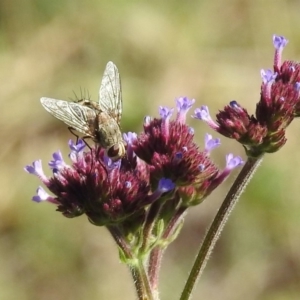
<box><xmin>196</xmin><ymin>35</ymin><xmax>300</xmax><ymax>157</ymax></box>
<box><xmin>193</xmin><ymin>106</ymin><xmax>219</xmax><ymax>130</ymax></box>
<box><xmin>204</xmin><ymin>134</ymin><xmax>221</xmax><ymax>152</ymax></box>
<box><xmin>159</xmin><ymin>106</ymin><xmax>174</xmax><ymax>120</ymax></box>
<box><xmin>273</xmin><ymin>35</ymin><xmax>288</xmax><ymax>72</ymax></box>
<box><xmin>68</xmin><ymin>139</ymin><xmax>85</xmax><ymax>153</ymax></box>
<box><xmin>260</xmin><ymin>69</ymin><xmax>277</xmax><ymax>85</ymax></box>
<box><xmin>225</xmin><ymin>154</ymin><xmax>244</xmax><ymax>170</ymax></box>
<box><xmin>32</xmin><ymin>186</ymin><xmax>57</xmax><ymax>204</ymax></box>
<box><xmin>24</xmin><ymin>160</ymin><xmax>48</xmax><ymax>183</ymax></box>
<box><xmin>123</xmin><ymin>132</ymin><xmax>137</xmax><ymax>145</ymax></box>
<box><xmin>176</xmin><ymin>97</ymin><xmax>195</xmax><ymax>124</ymax></box>
<box><xmin>26</xmin><ymin>100</ymin><xmax>242</xmax><ymax>228</ymax></box>
<box><xmin>132</xmin><ymin>102</ymin><xmax>228</xmax><ymax>190</ymax></box>
<box><xmin>69</xmin><ymin>139</ymin><xmax>86</xmax><ymax>163</ymax></box>
<box><xmin>273</xmin><ymin>35</ymin><xmax>288</xmax><ymax>50</ymax></box>
<box><xmin>49</xmin><ymin>151</ymin><xmax>68</xmax><ymax>171</ymax></box>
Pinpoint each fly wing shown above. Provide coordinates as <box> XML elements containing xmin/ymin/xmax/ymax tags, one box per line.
<box><xmin>98</xmin><ymin>61</ymin><xmax>122</xmax><ymax>125</ymax></box>
<box><xmin>40</xmin><ymin>97</ymin><xmax>96</xmax><ymax>136</ymax></box>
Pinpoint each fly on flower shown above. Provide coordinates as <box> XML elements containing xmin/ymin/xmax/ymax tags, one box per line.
<box><xmin>40</xmin><ymin>61</ymin><xmax>126</xmax><ymax>161</ymax></box>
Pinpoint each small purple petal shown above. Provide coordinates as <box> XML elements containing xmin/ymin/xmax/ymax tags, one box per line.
<box><xmin>49</xmin><ymin>151</ymin><xmax>67</xmax><ymax>171</ymax></box>
<box><xmin>176</xmin><ymin>97</ymin><xmax>195</xmax><ymax>112</ymax></box>
<box><xmin>103</xmin><ymin>155</ymin><xmax>121</xmax><ymax>170</ymax></box>
<box><xmin>261</xmin><ymin>69</ymin><xmax>277</xmax><ymax>84</ymax></box>
<box><xmin>68</xmin><ymin>139</ymin><xmax>85</xmax><ymax>153</ymax></box>
<box><xmin>273</xmin><ymin>35</ymin><xmax>288</xmax><ymax>71</ymax></box>
<box><xmin>124</xmin><ymin>181</ymin><xmax>132</xmax><ymax>188</ymax></box>
<box><xmin>173</xmin><ymin>152</ymin><xmax>183</xmax><ymax>163</ymax></box>
<box><xmin>225</xmin><ymin>154</ymin><xmax>244</xmax><ymax>170</ymax></box>
<box><xmin>204</xmin><ymin>133</ymin><xmax>221</xmax><ymax>152</ymax></box>
<box><xmin>294</xmin><ymin>82</ymin><xmax>300</xmax><ymax>92</ymax></box>
<box><xmin>159</xmin><ymin>106</ymin><xmax>174</xmax><ymax>119</ymax></box>
<box><xmin>273</xmin><ymin>35</ymin><xmax>288</xmax><ymax>50</ymax></box>
<box><xmin>32</xmin><ymin>186</ymin><xmax>54</xmax><ymax>203</ymax></box>
<box><xmin>158</xmin><ymin>178</ymin><xmax>175</xmax><ymax>193</ymax></box>
<box><xmin>24</xmin><ymin>160</ymin><xmax>48</xmax><ymax>182</ymax></box>
<box><xmin>229</xmin><ymin>101</ymin><xmax>244</xmax><ymax>112</ymax></box>
<box><xmin>192</xmin><ymin>106</ymin><xmax>219</xmax><ymax>130</ymax></box>
<box><xmin>289</xmin><ymin>66</ymin><xmax>295</xmax><ymax>73</ymax></box>
<box><xmin>193</xmin><ymin>106</ymin><xmax>210</xmax><ymax>121</ymax></box>
<box><xmin>199</xmin><ymin>164</ymin><xmax>205</xmax><ymax>172</ymax></box>
<box><xmin>123</xmin><ymin>132</ymin><xmax>137</xmax><ymax>145</ymax></box>
<box><xmin>176</xmin><ymin>97</ymin><xmax>195</xmax><ymax>123</ymax></box>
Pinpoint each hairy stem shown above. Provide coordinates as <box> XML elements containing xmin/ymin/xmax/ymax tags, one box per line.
<box><xmin>180</xmin><ymin>156</ymin><xmax>263</xmax><ymax>300</ymax></box>
<box><xmin>107</xmin><ymin>226</ymin><xmax>154</xmax><ymax>300</ymax></box>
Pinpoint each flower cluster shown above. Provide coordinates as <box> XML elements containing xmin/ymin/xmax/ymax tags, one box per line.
<box><xmin>193</xmin><ymin>35</ymin><xmax>300</xmax><ymax>158</ymax></box>
<box><xmin>25</xmin><ymin>98</ymin><xmax>243</xmax><ymax>231</ymax></box>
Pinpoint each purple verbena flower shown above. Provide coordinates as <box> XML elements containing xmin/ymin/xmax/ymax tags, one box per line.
<box><xmin>195</xmin><ymin>35</ymin><xmax>300</xmax><ymax>157</ymax></box>
<box><xmin>193</xmin><ymin>106</ymin><xmax>219</xmax><ymax>131</ymax></box>
<box><xmin>32</xmin><ymin>186</ymin><xmax>58</xmax><ymax>204</ymax></box>
<box><xmin>26</xmin><ymin>98</ymin><xmax>242</xmax><ymax>229</ymax></box>
<box><xmin>24</xmin><ymin>160</ymin><xmax>49</xmax><ymax>183</ymax></box>
<box><xmin>49</xmin><ymin>151</ymin><xmax>68</xmax><ymax>171</ymax></box>
<box><xmin>204</xmin><ymin>134</ymin><xmax>221</xmax><ymax>153</ymax></box>
<box><xmin>225</xmin><ymin>154</ymin><xmax>244</xmax><ymax>170</ymax></box>
<box><xmin>69</xmin><ymin>139</ymin><xmax>86</xmax><ymax>163</ymax></box>
<box><xmin>68</xmin><ymin>139</ymin><xmax>85</xmax><ymax>153</ymax></box>
<box><xmin>176</xmin><ymin>97</ymin><xmax>195</xmax><ymax>124</ymax></box>
<box><xmin>159</xmin><ymin>106</ymin><xmax>174</xmax><ymax>120</ymax></box>
<box><xmin>273</xmin><ymin>34</ymin><xmax>288</xmax><ymax>71</ymax></box>
<box><xmin>149</xmin><ymin>178</ymin><xmax>175</xmax><ymax>202</ymax></box>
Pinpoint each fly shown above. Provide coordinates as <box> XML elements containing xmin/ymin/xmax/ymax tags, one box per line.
<box><xmin>40</xmin><ymin>61</ymin><xmax>126</xmax><ymax>161</ymax></box>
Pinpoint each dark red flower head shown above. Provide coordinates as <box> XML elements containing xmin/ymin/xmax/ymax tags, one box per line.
<box><xmin>25</xmin><ymin>98</ymin><xmax>243</xmax><ymax>227</ymax></box>
<box><xmin>193</xmin><ymin>35</ymin><xmax>300</xmax><ymax>158</ymax></box>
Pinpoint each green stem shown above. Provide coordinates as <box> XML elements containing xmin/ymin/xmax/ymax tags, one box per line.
<box><xmin>179</xmin><ymin>156</ymin><xmax>263</xmax><ymax>300</ymax></box>
<box><xmin>129</xmin><ymin>261</ymin><xmax>155</xmax><ymax>300</ymax></box>
<box><xmin>148</xmin><ymin>207</ymin><xmax>187</xmax><ymax>291</ymax></box>
<box><xmin>107</xmin><ymin>226</ymin><xmax>154</xmax><ymax>300</ymax></box>
<box><xmin>141</xmin><ymin>201</ymin><xmax>163</xmax><ymax>254</ymax></box>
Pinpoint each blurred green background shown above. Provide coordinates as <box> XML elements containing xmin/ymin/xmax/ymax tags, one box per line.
<box><xmin>1</xmin><ymin>0</ymin><xmax>300</xmax><ymax>299</ymax></box>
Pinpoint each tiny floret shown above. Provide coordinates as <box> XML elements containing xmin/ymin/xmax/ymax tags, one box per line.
<box><xmin>225</xmin><ymin>154</ymin><xmax>244</xmax><ymax>170</ymax></box>
<box><xmin>273</xmin><ymin>35</ymin><xmax>288</xmax><ymax>50</ymax></box>
<box><xmin>159</xmin><ymin>106</ymin><xmax>174</xmax><ymax>119</ymax></box>
<box><xmin>158</xmin><ymin>178</ymin><xmax>175</xmax><ymax>193</ymax></box>
<box><xmin>294</xmin><ymin>82</ymin><xmax>300</xmax><ymax>92</ymax></box>
<box><xmin>24</xmin><ymin>160</ymin><xmax>48</xmax><ymax>182</ymax></box>
<box><xmin>68</xmin><ymin>139</ymin><xmax>85</xmax><ymax>153</ymax></box>
<box><xmin>176</xmin><ymin>97</ymin><xmax>195</xmax><ymax>123</ymax></box>
<box><xmin>176</xmin><ymin>97</ymin><xmax>195</xmax><ymax>112</ymax></box>
<box><xmin>123</xmin><ymin>132</ymin><xmax>138</xmax><ymax>145</ymax></box>
<box><xmin>32</xmin><ymin>186</ymin><xmax>52</xmax><ymax>203</ymax></box>
<box><xmin>193</xmin><ymin>106</ymin><xmax>211</xmax><ymax>121</ymax></box>
<box><xmin>261</xmin><ymin>69</ymin><xmax>277</xmax><ymax>84</ymax></box>
<box><xmin>125</xmin><ymin>181</ymin><xmax>132</xmax><ymax>188</ymax></box>
<box><xmin>199</xmin><ymin>164</ymin><xmax>205</xmax><ymax>172</ymax></box>
<box><xmin>48</xmin><ymin>151</ymin><xmax>67</xmax><ymax>171</ymax></box>
<box><xmin>204</xmin><ymin>134</ymin><xmax>221</xmax><ymax>152</ymax></box>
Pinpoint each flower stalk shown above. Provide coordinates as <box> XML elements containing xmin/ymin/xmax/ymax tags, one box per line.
<box><xmin>179</xmin><ymin>156</ymin><xmax>263</xmax><ymax>300</ymax></box>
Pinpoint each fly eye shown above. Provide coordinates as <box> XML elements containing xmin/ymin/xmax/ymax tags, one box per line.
<box><xmin>107</xmin><ymin>145</ymin><xmax>120</xmax><ymax>159</ymax></box>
